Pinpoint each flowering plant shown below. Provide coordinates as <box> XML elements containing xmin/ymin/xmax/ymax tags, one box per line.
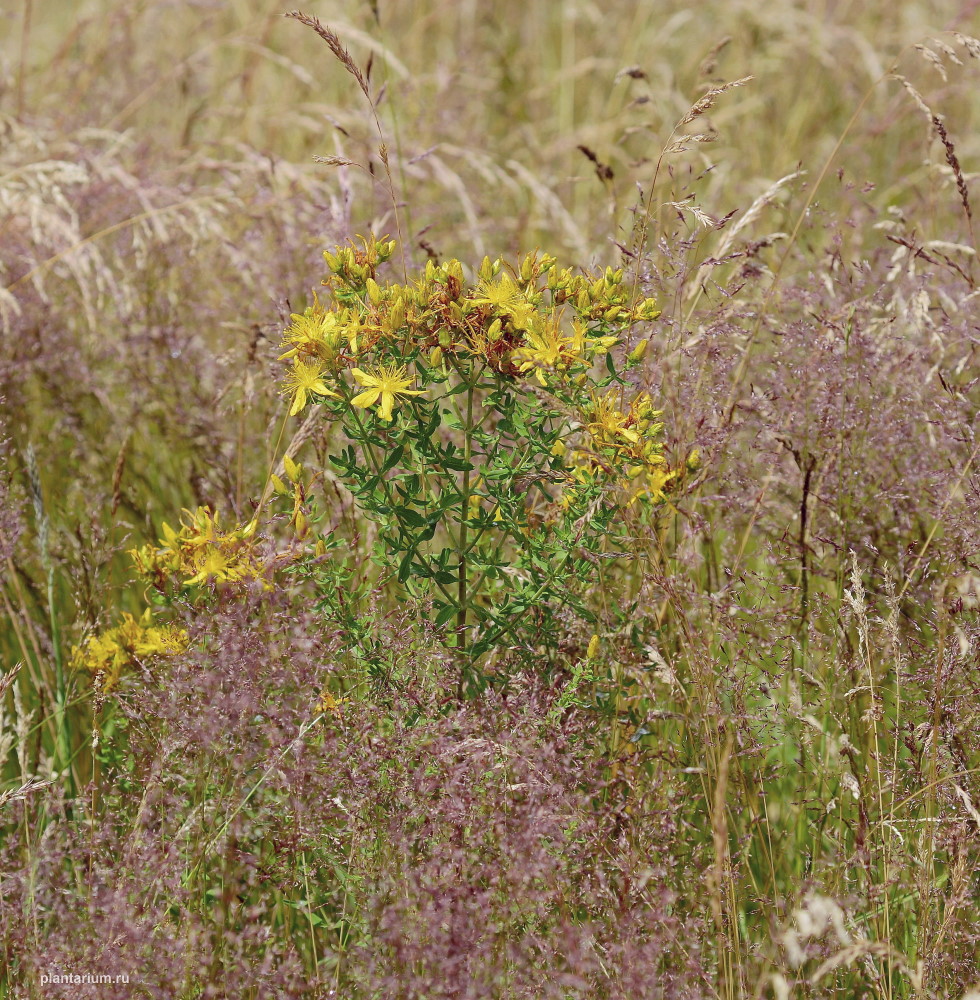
<box><xmin>271</xmin><ymin>236</ymin><xmax>677</xmax><ymax>692</ymax></box>
<box><xmin>73</xmin><ymin>237</ymin><xmax>682</xmax><ymax>697</ymax></box>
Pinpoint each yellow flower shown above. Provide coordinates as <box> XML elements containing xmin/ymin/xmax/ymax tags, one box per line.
<box><xmin>471</xmin><ymin>274</ymin><xmax>535</xmax><ymax>329</ymax></box>
<box><xmin>585</xmin><ymin>392</ymin><xmax>641</xmax><ymax>446</ymax></box>
<box><xmin>315</xmin><ymin>689</ymin><xmax>346</xmax><ymax>717</ymax></box>
<box><xmin>183</xmin><ymin>547</ymin><xmax>238</xmax><ymax>586</ymax></box>
<box><xmin>281</xmin><ymin>357</ymin><xmax>338</xmax><ymax>416</ymax></box>
<box><xmin>513</xmin><ymin>316</ymin><xmax>617</xmax><ymax>386</ymax></box>
<box><xmin>71</xmin><ymin>611</ymin><xmax>187</xmax><ymax>692</ymax></box>
<box><xmin>349</xmin><ymin>363</ymin><xmax>424</xmax><ymax>421</ymax></box>
<box><xmin>567</xmin><ymin>320</ymin><xmax>618</xmax><ymax>357</ymax></box>
<box><xmin>131</xmin><ymin>507</ymin><xmax>267</xmax><ymax>589</ymax></box>
<box><xmin>278</xmin><ymin>306</ymin><xmax>345</xmax><ymax>361</ymax></box>
<box><xmin>513</xmin><ymin>316</ymin><xmax>576</xmax><ymax>385</ymax></box>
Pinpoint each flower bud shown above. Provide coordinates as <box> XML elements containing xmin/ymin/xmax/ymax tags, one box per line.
<box><xmin>628</xmin><ymin>338</ymin><xmax>649</xmax><ymax>363</ymax></box>
<box><xmin>637</xmin><ymin>297</ymin><xmax>662</xmax><ymax>321</ymax></box>
<box><xmin>388</xmin><ymin>296</ymin><xmax>406</xmax><ymax>332</ymax></box>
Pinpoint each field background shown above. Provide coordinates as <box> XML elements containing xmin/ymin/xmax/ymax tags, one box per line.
<box><xmin>2</xmin><ymin>0</ymin><xmax>980</xmax><ymax>997</ymax></box>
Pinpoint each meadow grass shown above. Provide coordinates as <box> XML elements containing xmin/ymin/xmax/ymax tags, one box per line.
<box><xmin>1</xmin><ymin>1</ymin><xmax>980</xmax><ymax>997</ymax></box>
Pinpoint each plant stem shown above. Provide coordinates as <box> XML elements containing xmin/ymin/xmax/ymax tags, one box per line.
<box><xmin>456</xmin><ymin>374</ymin><xmax>475</xmax><ymax>698</ymax></box>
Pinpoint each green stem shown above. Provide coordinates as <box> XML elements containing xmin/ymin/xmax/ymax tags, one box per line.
<box><xmin>469</xmin><ymin>487</ymin><xmax>603</xmax><ymax>657</ymax></box>
<box><xmin>48</xmin><ymin>567</ymin><xmax>75</xmax><ymax>798</ymax></box>
<box><xmin>456</xmin><ymin>373</ymin><xmax>476</xmax><ymax>697</ymax></box>
<box><xmin>344</xmin><ymin>399</ymin><xmax>457</xmax><ymax>608</ymax></box>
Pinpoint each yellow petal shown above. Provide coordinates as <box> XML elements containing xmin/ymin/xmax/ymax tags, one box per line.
<box><xmin>351</xmin><ymin>388</ymin><xmax>381</xmax><ymax>409</ymax></box>
<box><xmin>378</xmin><ymin>392</ymin><xmax>395</xmax><ymax>421</ymax></box>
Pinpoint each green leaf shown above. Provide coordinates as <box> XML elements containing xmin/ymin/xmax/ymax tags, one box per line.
<box><xmin>435</xmin><ymin>603</ymin><xmax>459</xmax><ymax>627</ymax></box>
<box><xmin>417</xmin><ymin>518</ymin><xmax>439</xmax><ymax>543</ymax></box>
<box><xmin>395</xmin><ymin>506</ymin><xmax>425</xmax><ymax>528</ymax></box>
<box><xmin>442</xmin><ymin>456</ymin><xmax>474</xmax><ymax>472</ymax></box>
<box><xmin>381</xmin><ymin>444</ymin><xmax>405</xmax><ymax>473</ymax></box>
<box><xmin>470</xmin><ymin>635</ymin><xmax>492</xmax><ymax>657</ymax></box>
<box><xmin>397</xmin><ymin>549</ymin><xmax>415</xmax><ymax>583</ymax></box>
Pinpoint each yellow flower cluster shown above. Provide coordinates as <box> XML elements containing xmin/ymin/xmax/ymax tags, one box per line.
<box><xmin>512</xmin><ymin>315</ymin><xmax>618</xmax><ymax>387</ymax></box>
<box><xmin>275</xmin><ymin>238</ymin><xmax>663</xmax><ymax>419</ymax></box>
<box><xmin>548</xmin><ymin>263</ymin><xmax>662</xmax><ymax>326</ymax></box>
<box><xmin>556</xmin><ymin>389</ymin><xmax>677</xmax><ymax>506</ymax></box>
<box><xmin>129</xmin><ymin>507</ymin><xmax>266</xmax><ymax>588</ymax></box>
<box><xmin>71</xmin><ymin>610</ymin><xmax>186</xmax><ymax>692</ymax></box>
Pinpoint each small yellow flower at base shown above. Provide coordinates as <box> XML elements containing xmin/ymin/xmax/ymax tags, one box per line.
<box><xmin>349</xmin><ymin>363</ymin><xmax>424</xmax><ymax>422</ymax></box>
<box><xmin>281</xmin><ymin>358</ymin><xmax>338</xmax><ymax>416</ymax></box>
<box><xmin>315</xmin><ymin>689</ymin><xmax>346</xmax><ymax>717</ymax></box>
